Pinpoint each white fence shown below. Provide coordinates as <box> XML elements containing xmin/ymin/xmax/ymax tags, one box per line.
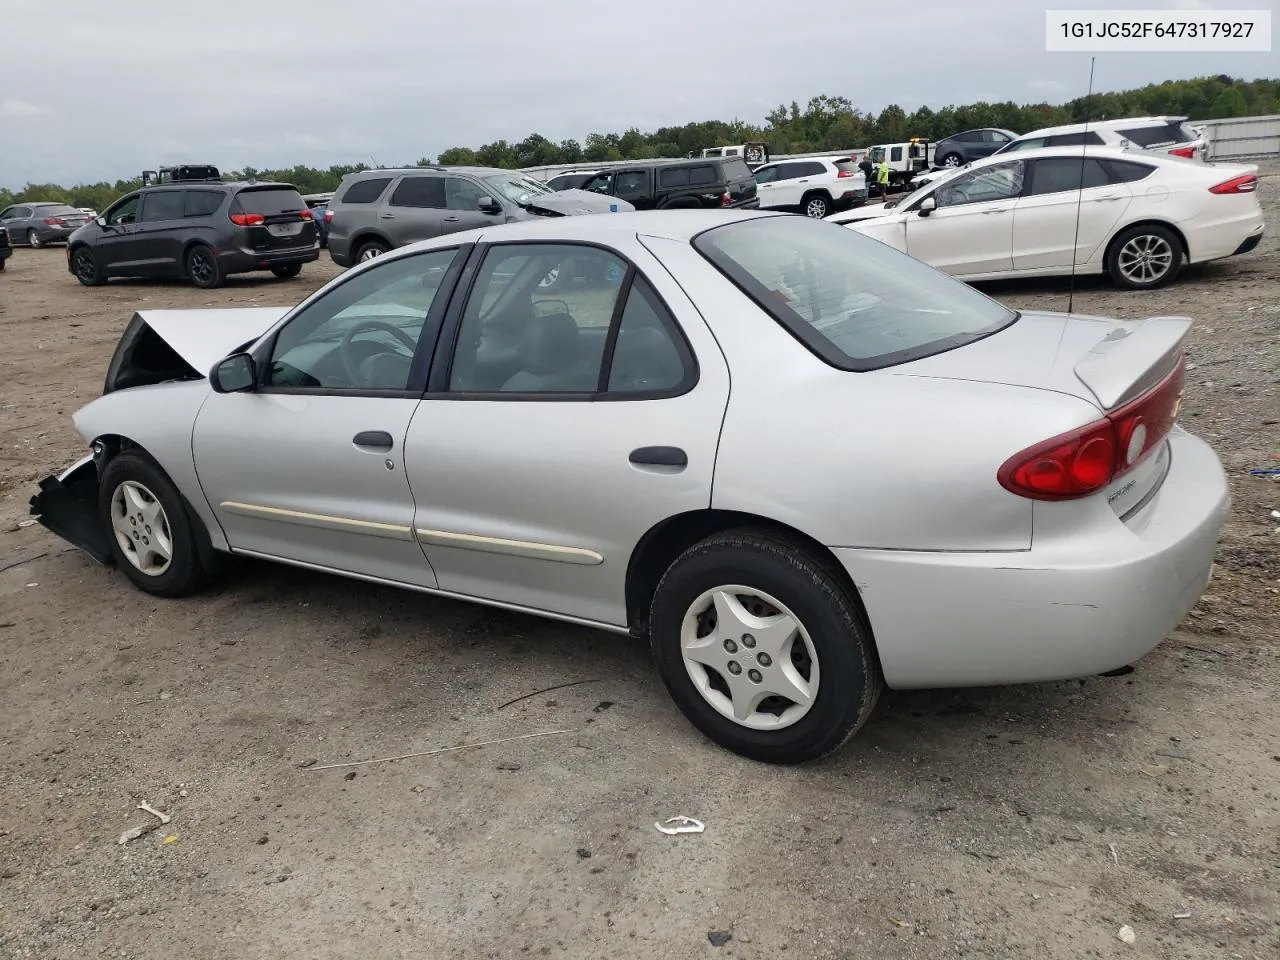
<box><xmin>1199</xmin><ymin>114</ymin><xmax>1280</xmax><ymax>161</ymax></box>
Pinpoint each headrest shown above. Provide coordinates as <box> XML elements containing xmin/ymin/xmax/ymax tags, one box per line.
<box><xmin>519</xmin><ymin>312</ymin><xmax>579</xmax><ymax>375</ymax></box>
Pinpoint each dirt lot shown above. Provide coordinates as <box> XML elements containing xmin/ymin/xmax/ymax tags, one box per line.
<box><xmin>1</xmin><ymin>175</ymin><xmax>1278</xmax><ymax>960</ymax></box>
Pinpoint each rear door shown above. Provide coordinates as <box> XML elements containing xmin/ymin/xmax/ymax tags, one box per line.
<box><xmin>384</xmin><ymin>175</ymin><xmax>447</xmax><ymax>246</ymax></box>
<box><xmin>905</xmin><ymin>159</ymin><xmax>1025</xmax><ymax>275</ymax></box>
<box><xmin>132</xmin><ymin>189</ymin><xmax>188</xmax><ymax>276</ymax></box>
<box><xmin>1012</xmin><ymin>156</ymin><xmax>1131</xmax><ymax>271</ymax></box>
<box><xmin>232</xmin><ymin>186</ymin><xmax>317</xmax><ymax>255</ymax></box>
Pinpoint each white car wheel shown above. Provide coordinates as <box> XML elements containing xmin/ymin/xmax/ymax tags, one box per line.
<box><xmin>109</xmin><ymin>480</ymin><xmax>173</xmax><ymax>577</ymax></box>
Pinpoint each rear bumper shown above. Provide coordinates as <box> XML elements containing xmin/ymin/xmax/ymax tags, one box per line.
<box><xmin>1188</xmin><ymin>215</ymin><xmax>1264</xmax><ymax>263</ymax></box>
<box><xmin>834</xmin><ymin>188</ymin><xmax>868</xmax><ymax>210</ymax></box>
<box><xmin>835</xmin><ymin>427</ymin><xmax>1230</xmax><ymax>689</ymax></box>
<box><xmin>28</xmin><ymin>454</ymin><xmax>114</xmax><ymax>565</ymax></box>
<box><xmin>219</xmin><ymin>244</ymin><xmax>319</xmax><ymax>275</ymax></box>
<box><xmin>1231</xmin><ymin>229</ymin><xmax>1263</xmax><ymax>256</ymax></box>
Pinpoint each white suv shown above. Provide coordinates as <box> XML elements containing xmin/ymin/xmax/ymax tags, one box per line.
<box><xmin>994</xmin><ymin>116</ymin><xmax>1207</xmax><ymax>161</ymax></box>
<box><xmin>752</xmin><ymin>157</ymin><xmax>867</xmax><ymax>218</ymax></box>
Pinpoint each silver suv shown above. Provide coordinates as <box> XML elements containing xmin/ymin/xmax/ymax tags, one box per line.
<box><xmin>326</xmin><ymin>165</ymin><xmax>628</xmax><ymax>266</ymax></box>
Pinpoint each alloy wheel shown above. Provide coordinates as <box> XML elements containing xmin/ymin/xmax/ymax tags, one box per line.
<box><xmin>679</xmin><ymin>585</ymin><xmax>820</xmax><ymax>730</ymax></box>
<box><xmin>73</xmin><ymin>250</ymin><xmax>97</xmax><ymax>283</ymax></box>
<box><xmin>1117</xmin><ymin>234</ymin><xmax>1174</xmax><ymax>285</ymax></box>
<box><xmin>188</xmin><ymin>250</ymin><xmax>214</xmax><ymax>285</ymax></box>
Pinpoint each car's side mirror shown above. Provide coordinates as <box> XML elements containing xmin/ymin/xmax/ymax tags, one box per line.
<box><xmin>477</xmin><ymin>196</ymin><xmax>501</xmax><ymax>214</ymax></box>
<box><xmin>918</xmin><ymin>196</ymin><xmax>937</xmax><ymax>216</ymax></box>
<box><xmin>210</xmin><ymin>353</ymin><xmax>256</xmax><ymax>393</ymax></box>
<box><xmin>95</xmin><ymin>216</ymin><xmax>107</xmax><ymax>228</ymax></box>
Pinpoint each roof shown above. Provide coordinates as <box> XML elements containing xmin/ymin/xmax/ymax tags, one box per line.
<box><xmin>944</xmin><ymin>143</ymin><xmax>1176</xmax><ymax>173</ymax></box>
<box><xmin>1017</xmin><ymin>116</ymin><xmax>1189</xmax><ymax>138</ymax></box>
<box><xmin>345</xmin><ymin>166</ymin><xmax>541</xmax><ymax>178</ymax></box>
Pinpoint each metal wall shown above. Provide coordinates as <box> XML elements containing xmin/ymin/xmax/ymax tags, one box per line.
<box><xmin>1200</xmin><ymin>115</ymin><xmax>1280</xmax><ymax>161</ymax></box>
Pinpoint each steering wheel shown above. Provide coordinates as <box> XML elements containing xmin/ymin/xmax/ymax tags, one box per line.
<box><xmin>339</xmin><ymin>320</ymin><xmax>418</xmax><ymax>386</ymax></box>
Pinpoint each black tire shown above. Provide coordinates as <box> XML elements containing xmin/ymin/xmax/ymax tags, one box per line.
<box><xmin>802</xmin><ymin>192</ymin><xmax>831</xmax><ymax>218</ymax></box>
<box><xmin>354</xmin><ymin>239</ymin><xmax>389</xmax><ymax>263</ymax></box>
<box><xmin>185</xmin><ymin>245</ymin><xmax>223</xmax><ymax>289</ymax></box>
<box><xmin>271</xmin><ymin>263</ymin><xmax>302</xmax><ymax>279</ymax></box>
<box><xmin>941</xmin><ymin>152</ymin><xmax>964</xmax><ymax>167</ymax></box>
<box><xmin>98</xmin><ymin>450</ymin><xmax>212</xmax><ymax>598</ymax></box>
<box><xmin>0</xmin><ymin>259</ymin><xmax>6</xmax><ymax>270</ymax></box>
<box><xmin>1106</xmin><ymin>224</ymin><xmax>1183</xmax><ymax>290</ymax></box>
<box><xmin>649</xmin><ymin>530</ymin><xmax>883</xmax><ymax>764</ymax></box>
<box><xmin>71</xmin><ymin>246</ymin><xmax>105</xmax><ymax>286</ymax></box>
<box><xmin>28</xmin><ymin>229</ymin><xmax>43</xmax><ymax>249</ymax></box>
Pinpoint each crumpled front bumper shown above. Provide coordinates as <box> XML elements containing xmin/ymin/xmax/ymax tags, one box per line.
<box><xmin>28</xmin><ymin>453</ymin><xmax>114</xmax><ymax>565</ymax></box>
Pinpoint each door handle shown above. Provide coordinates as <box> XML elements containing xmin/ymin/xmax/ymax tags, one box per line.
<box><xmin>629</xmin><ymin>446</ymin><xmax>687</xmax><ymax>467</ymax></box>
<box><xmin>379</xmin><ymin>213</ymin><xmax>396</xmax><ymax>219</ymax></box>
<box><xmin>353</xmin><ymin>430</ymin><xmax>394</xmax><ymax>451</ymax></box>
<box><xmin>1093</xmin><ymin>195</ymin><xmax>1122</xmax><ymax>202</ymax></box>
<box><xmin>443</xmin><ymin>216</ymin><xmax>460</xmax><ymax>222</ymax></box>
<box><xmin>982</xmin><ymin>208</ymin><xmax>1010</xmax><ymax>214</ymax></box>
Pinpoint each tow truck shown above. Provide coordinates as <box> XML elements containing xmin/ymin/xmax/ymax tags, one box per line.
<box><xmin>140</xmin><ymin>164</ymin><xmax>222</xmax><ymax>187</ymax></box>
<box><xmin>867</xmin><ymin>138</ymin><xmax>933</xmax><ymax>194</ymax></box>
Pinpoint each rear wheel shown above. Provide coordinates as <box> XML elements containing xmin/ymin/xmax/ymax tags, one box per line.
<box><xmin>355</xmin><ymin>239</ymin><xmax>389</xmax><ymax>263</ymax></box>
<box><xmin>71</xmin><ymin>246</ymin><xmax>105</xmax><ymax>286</ymax></box>
<box><xmin>941</xmin><ymin>152</ymin><xmax>964</xmax><ymax>167</ymax></box>
<box><xmin>28</xmin><ymin>229</ymin><xmax>42</xmax><ymax>249</ymax></box>
<box><xmin>271</xmin><ymin>263</ymin><xmax>302</xmax><ymax>279</ymax></box>
<box><xmin>802</xmin><ymin>193</ymin><xmax>831</xmax><ymax>218</ymax></box>
<box><xmin>649</xmin><ymin>531</ymin><xmax>883</xmax><ymax>764</ymax></box>
<box><xmin>1107</xmin><ymin>224</ymin><xmax>1182</xmax><ymax>289</ymax></box>
<box><xmin>98</xmin><ymin>450</ymin><xmax>212</xmax><ymax>598</ymax></box>
<box><xmin>186</xmin><ymin>245</ymin><xmax>222</xmax><ymax>289</ymax></box>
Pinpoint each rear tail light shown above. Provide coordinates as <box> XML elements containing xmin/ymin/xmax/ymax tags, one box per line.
<box><xmin>1169</xmin><ymin>146</ymin><xmax>1197</xmax><ymax>158</ymax></box>
<box><xmin>324</xmin><ymin>210</ymin><xmax>333</xmax><ymax>224</ymax></box>
<box><xmin>299</xmin><ymin>209</ymin><xmax>313</xmax><ymax>221</ymax></box>
<box><xmin>229</xmin><ymin>212</ymin><xmax>265</xmax><ymax>226</ymax></box>
<box><xmin>46</xmin><ymin>217</ymin><xmax>64</xmax><ymax>225</ymax></box>
<box><xmin>720</xmin><ymin>192</ymin><xmax>732</xmax><ymax>206</ymax></box>
<box><xmin>1209</xmin><ymin>174</ymin><xmax>1257</xmax><ymax>194</ymax></box>
<box><xmin>998</xmin><ymin>355</ymin><xmax>1185</xmax><ymax>500</ymax></box>
<box><xmin>837</xmin><ymin>169</ymin><xmax>855</xmax><ymax>178</ymax></box>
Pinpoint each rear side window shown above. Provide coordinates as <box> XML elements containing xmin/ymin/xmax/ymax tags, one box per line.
<box><xmin>721</xmin><ymin>158</ymin><xmax>751</xmax><ymax>181</ymax></box>
<box><xmin>1025</xmin><ymin>157</ymin><xmax>1112</xmax><ymax>195</ymax></box>
<box><xmin>1118</xmin><ymin>122</ymin><xmax>1195</xmax><ymax>147</ymax></box>
<box><xmin>140</xmin><ymin>191</ymin><xmax>185</xmax><ymax>222</ymax></box>
<box><xmin>659</xmin><ymin>166</ymin><xmax>691</xmax><ymax>187</ymax></box>
<box><xmin>390</xmin><ymin>176</ymin><xmax>446</xmax><ymax>208</ymax></box>
<box><xmin>1102</xmin><ymin>158</ymin><xmax>1157</xmax><ymax>182</ymax></box>
<box><xmin>339</xmin><ymin>177</ymin><xmax>393</xmax><ymax>204</ymax></box>
<box><xmin>692</xmin><ymin>216</ymin><xmax>1015</xmax><ymax>371</ymax></box>
<box><xmin>1046</xmin><ymin>131</ymin><xmax>1105</xmax><ymax>146</ymax></box>
<box><xmin>184</xmin><ymin>190</ymin><xmax>223</xmax><ymax>217</ymax></box>
<box><xmin>234</xmin><ymin>188</ymin><xmax>306</xmax><ymax>215</ymax></box>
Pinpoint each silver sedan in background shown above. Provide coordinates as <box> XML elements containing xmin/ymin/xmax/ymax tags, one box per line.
<box><xmin>29</xmin><ymin>210</ymin><xmax>1229</xmax><ymax>764</ymax></box>
<box><xmin>0</xmin><ymin>201</ymin><xmax>92</xmax><ymax>246</ymax></box>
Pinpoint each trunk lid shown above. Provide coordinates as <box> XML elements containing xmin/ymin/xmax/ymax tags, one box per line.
<box><xmin>232</xmin><ymin>186</ymin><xmax>318</xmax><ymax>251</ymax></box>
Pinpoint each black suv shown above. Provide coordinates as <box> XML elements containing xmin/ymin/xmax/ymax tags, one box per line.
<box><xmin>0</xmin><ymin>224</ymin><xmax>11</xmax><ymax>271</ymax></box>
<box><xmin>579</xmin><ymin>157</ymin><xmax>758</xmax><ymax>210</ymax></box>
<box><xmin>66</xmin><ymin>165</ymin><xmax>319</xmax><ymax>288</ymax></box>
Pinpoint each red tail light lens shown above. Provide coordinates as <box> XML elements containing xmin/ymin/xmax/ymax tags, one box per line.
<box><xmin>1209</xmin><ymin>174</ymin><xmax>1257</xmax><ymax>194</ymax></box>
<box><xmin>998</xmin><ymin>355</ymin><xmax>1186</xmax><ymax>500</ymax></box>
<box><xmin>229</xmin><ymin>212</ymin><xmax>265</xmax><ymax>226</ymax></box>
<box><xmin>299</xmin><ymin>209</ymin><xmax>313</xmax><ymax>221</ymax></box>
<box><xmin>1169</xmin><ymin>146</ymin><xmax>1196</xmax><ymax>158</ymax></box>
<box><xmin>324</xmin><ymin>210</ymin><xmax>333</xmax><ymax>224</ymax></box>
<box><xmin>837</xmin><ymin>169</ymin><xmax>855</xmax><ymax>178</ymax></box>
<box><xmin>720</xmin><ymin>192</ymin><xmax>731</xmax><ymax>206</ymax></box>
<box><xmin>46</xmin><ymin>217</ymin><xmax>64</xmax><ymax>225</ymax></box>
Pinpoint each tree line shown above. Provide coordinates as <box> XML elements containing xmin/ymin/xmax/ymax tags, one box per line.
<box><xmin>4</xmin><ymin>75</ymin><xmax>1274</xmax><ymax>212</ymax></box>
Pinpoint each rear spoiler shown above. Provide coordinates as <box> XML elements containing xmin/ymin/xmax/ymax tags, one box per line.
<box><xmin>1073</xmin><ymin>316</ymin><xmax>1191</xmax><ymax>409</ymax></box>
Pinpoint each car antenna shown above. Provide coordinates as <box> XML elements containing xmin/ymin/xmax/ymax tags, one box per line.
<box><xmin>1067</xmin><ymin>55</ymin><xmax>1096</xmax><ymax>316</ymax></box>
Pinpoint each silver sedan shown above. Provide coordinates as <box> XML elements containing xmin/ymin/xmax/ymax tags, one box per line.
<box><xmin>30</xmin><ymin>210</ymin><xmax>1229</xmax><ymax>763</ymax></box>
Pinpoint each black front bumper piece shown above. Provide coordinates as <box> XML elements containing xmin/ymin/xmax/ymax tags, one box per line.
<box><xmin>28</xmin><ymin>455</ymin><xmax>114</xmax><ymax>565</ymax></box>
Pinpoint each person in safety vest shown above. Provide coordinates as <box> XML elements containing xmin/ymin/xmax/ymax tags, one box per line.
<box><xmin>876</xmin><ymin>158</ymin><xmax>891</xmax><ymax>198</ymax></box>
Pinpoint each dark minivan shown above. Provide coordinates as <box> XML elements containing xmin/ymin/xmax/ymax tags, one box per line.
<box><xmin>67</xmin><ymin>174</ymin><xmax>318</xmax><ymax>288</ymax></box>
<box><xmin>580</xmin><ymin>157</ymin><xmax>758</xmax><ymax>210</ymax></box>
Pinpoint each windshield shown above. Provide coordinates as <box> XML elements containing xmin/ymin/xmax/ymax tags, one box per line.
<box><xmin>891</xmin><ymin>170</ymin><xmax>958</xmax><ymax>210</ymax></box>
<box><xmin>692</xmin><ymin>216</ymin><xmax>1016</xmax><ymax>371</ymax></box>
<box><xmin>484</xmin><ymin>173</ymin><xmax>553</xmax><ymax>205</ymax></box>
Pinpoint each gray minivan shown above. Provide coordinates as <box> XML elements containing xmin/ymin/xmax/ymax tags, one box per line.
<box><xmin>325</xmin><ymin>166</ymin><xmax>631</xmax><ymax>267</ymax></box>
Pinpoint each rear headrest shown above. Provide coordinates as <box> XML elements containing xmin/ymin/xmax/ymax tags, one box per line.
<box><xmin>519</xmin><ymin>312</ymin><xmax>580</xmax><ymax>375</ymax></box>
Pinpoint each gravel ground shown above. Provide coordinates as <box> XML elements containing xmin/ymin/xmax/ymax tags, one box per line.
<box><xmin>1</xmin><ymin>170</ymin><xmax>1278</xmax><ymax>960</ymax></box>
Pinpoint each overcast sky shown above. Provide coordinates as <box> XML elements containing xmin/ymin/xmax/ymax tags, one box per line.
<box><xmin>0</xmin><ymin>0</ymin><xmax>1274</xmax><ymax>188</ymax></box>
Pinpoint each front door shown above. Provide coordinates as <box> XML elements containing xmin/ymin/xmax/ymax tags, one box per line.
<box><xmin>905</xmin><ymin>159</ymin><xmax>1026</xmax><ymax>275</ymax></box>
<box><xmin>404</xmin><ymin>239</ymin><xmax>731</xmax><ymax>627</ymax></box>
<box><xmin>1012</xmin><ymin>156</ymin><xmax>1132</xmax><ymax>271</ymax></box>
<box><xmin>191</xmin><ymin>245</ymin><xmax>467</xmax><ymax>587</ymax></box>
<box><xmin>96</xmin><ymin>193</ymin><xmax>145</xmax><ymax>275</ymax></box>
<box><xmin>440</xmin><ymin>175</ymin><xmax>500</xmax><ymax>235</ymax></box>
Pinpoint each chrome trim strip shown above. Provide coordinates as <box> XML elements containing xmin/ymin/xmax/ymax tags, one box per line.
<box><xmin>227</xmin><ymin>548</ymin><xmax>630</xmax><ymax>634</ymax></box>
<box><xmin>219</xmin><ymin>501</ymin><xmax>414</xmax><ymax>542</ymax></box>
<box><xmin>414</xmin><ymin>528</ymin><xmax>604</xmax><ymax>565</ymax></box>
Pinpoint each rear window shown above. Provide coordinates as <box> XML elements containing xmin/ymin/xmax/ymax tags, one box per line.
<box><xmin>722</xmin><ymin>158</ymin><xmax>752</xmax><ymax>181</ymax></box>
<box><xmin>1118</xmin><ymin>122</ymin><xmax>1196</xmax><ymax>148</ymax></box>
<box><xmin>692</xmin><ymin>216</ymin><xmax>1016</xmax><ymax>371</ymax></box>
<box><xmin>39</xmin><ymin>204</ymin><xmax>81</xmax><ymax>216</ymax></box>
<box><xmin>234</xmin><ymin>187</ymin><xmax>305</xmax><ymax>215</ymax></box>
<box><xmin>339</xmin><ymin>177</ymin><xmax>393</xmax><ymax>204</ymax></box>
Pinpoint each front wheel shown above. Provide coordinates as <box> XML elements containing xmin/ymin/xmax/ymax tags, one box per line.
<box><xmin>98</xmin><ymin>450</ymin><xmax>213</xmax><ymax>597</ymax></box>
<box><xmin>802</xmin><ymin>193</ymin><xmax>831</xmax><ymax>218</ymax></box>
<box><xmin>1107</xmin><ymin>224</ymin><xmax>1182</xmax><ymax>289</ymax></box>
<box><xmin>941</xmin><ymin>153</ymin><xmax>964</xmax><ymax>167</ymax></box>
<box><xmin>186</xmin><ymin>245</ymin><xmax>223</xmax><ymax>289</ymax></box>
<box><xmin>71</xmin><ymin>247</ymin><xmax>105</xmax><ymax>286</ymax></box>
<box><xmin>271</xmin><ymin>263</ymin><xmax>302</xmax><ymax>279</ymax></box>
<box><xmin>649</xmin><ymin>531</ymin><xmax>882</xmax><ymax>764</ymax></box>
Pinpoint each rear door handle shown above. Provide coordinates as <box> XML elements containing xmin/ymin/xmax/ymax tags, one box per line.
<box><xmin>982</xmin><ymin>207</ymin><xmax>1010</xmax><ymax>214</ymax></box>
<box><xmin>353</xmin><ymin>430</ymin><xmax>394</xmax><ymax>451</ymax></box>
<box><xmin>378</xmin><ymin>213</ymin><xmax>396</xmax><ymax>219</ymax></box>
<box><xmin>1093</xmin><ymin>195</ymin><xmax>1122</xmax><ymax>202</ymax></box>
<box><xmin>443</xmin><ymin>216</ymin><xmax>460</xmax><ymax>222</ymax></box>
<box><xmin>629</xmin><ymin>446</ymin><xmax>687</xmax><ymax>468</ymax></box>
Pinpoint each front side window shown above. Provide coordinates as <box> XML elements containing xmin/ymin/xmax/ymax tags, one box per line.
<box><xmin>693</xmin><ymin>216</ymin><xmax>1016</xmax><ymax>371</ymax></box>
<box><xmin>890</xmin><ymin>147</ymin><xmax>903</xmax><ymax>162</ymax></box>
<box><xmin>934</xmin><ymin>161</ymin><xmax>1025</xmax><ymax>207</ymax></box>
<box><xmin>753</xmin><ymin>165</ymin><xmax>780</xmax><ymax>184</ymax></box>
<box><xmin>448</xmin><ymin>243</ymin><xmax>630</xmax><ymax>394</ymax></box>
<box><xmin>443</xmin><ymin>176</ymin><xmax>488</xmax><ymax>211</ymax></box>
<box><xmin>483</xmin><ymin>173</ymin><xmax>552</xmax><ymax>205</ymax></box>
<box><xmin>583</xmin><ymin>172</ymin><xmax>614</xmax><ymax>193</ymax></box>
<box><xmin>266</xmin><ymin>248</ymin><xmax>460</xmax><ymax>391</ymax></box>
<box><xmin>1003</xmin><ymin>137</ymin><xmax>1045</xmax><ymax>153</ymax></box>
<box><xmin>139</xmin><ymin>190</ymin><xmax>185</xmax><ymax>222</ymax></box>
<box><xmin>106</xmin><ymin>195</ymin><xmax>141</xmax><ymax>225</ymax></box>
<box><xmin>615</xmin><ymin>171</ymin><xmax>648</xmax><ymax>195</ymax></box>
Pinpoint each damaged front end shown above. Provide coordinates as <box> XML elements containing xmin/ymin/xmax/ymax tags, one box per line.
<box><xmin>28</xmin><ymin>449</ymin><xmax>114</xmax><ymax>565</ymax></box>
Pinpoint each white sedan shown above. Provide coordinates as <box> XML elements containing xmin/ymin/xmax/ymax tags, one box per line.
<box><xmin>826</xmin><ymin>146</ymin><xmax>1264</xmax><ymax>289</ymax></box>
<box><xmin>30</xmin><ymin>210</ymin><xmax>1229</xmax><ymax>764</ymax></box>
